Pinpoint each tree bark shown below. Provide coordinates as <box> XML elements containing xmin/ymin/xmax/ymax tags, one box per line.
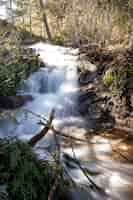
<box><xmin>38</xmin><ymin>0</ymin><xmax>52</xmax><ymax>41</ymax></box>
<box><xmin>29</xmin><ymin>0</ymin><xmax>32</xmax><ymax>36</ymax></box>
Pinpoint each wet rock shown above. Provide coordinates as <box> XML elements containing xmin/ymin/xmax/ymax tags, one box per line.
<box><xmin>0</xmin><ymin>95</ymin><xmax>33</xmax><ymax>109</ymax></box>
<box><xmin>0</xmin><ymin>185</ymin><xmax>8</xmax><ymax>200</ymax></box>
<box><xmin>57</xmin><ymin>189</ymin><xmax>75</xmax><ymax>200</ymax></box>
<box><xmin>78</xmin><ymin>101</ymin><xmax>89</xmax><ymax>115</ymax></box>
<box><xmin>78</xmin><ymin>60</ymin><xmax>97</xmax><ymax>85</ymax></box>
<box><xmin>79</xmin><ymin>71</ymin><xmax>97</xmax><ymax>85</ymax></box>
<box><xmin>78</xmin><ymin>91</ymin><xmax>97</xmax><ymax>103</ymax></box>
<box><xmin>40</xmin><ymin>61</ymin><xmax>46</xmax><ymax>68</ymax></box>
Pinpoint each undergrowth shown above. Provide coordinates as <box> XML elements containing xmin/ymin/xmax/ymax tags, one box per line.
<box><xmin>0</xmin><ymin>33</ymin><xmax>39</xmax><ymax>96</ymax></box>
<box><xmin>0</xmin><ymin>138</ymin><xmax>69</xmax><ymax>200</ymax></box>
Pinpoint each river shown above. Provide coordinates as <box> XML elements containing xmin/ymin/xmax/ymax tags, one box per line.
<box><xmin>0</xmin><ymin>42</ymin><xmax>133</xmax><ymax>200</ymax></box>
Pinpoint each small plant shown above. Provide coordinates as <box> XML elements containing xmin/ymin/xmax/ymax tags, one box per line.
<box><xmin>103</xmin><ymin>69</ymin><xmax>117</xmax><ymax>84</ymax></box>
<box><xmin>52</xmin><ymin>33</ymin><xmax>64</xmax><ymax>45</ymax></box>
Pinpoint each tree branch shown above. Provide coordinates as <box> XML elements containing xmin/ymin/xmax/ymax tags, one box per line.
<box><xmin>28</xmin><ymin>109</ymin><xmax>55</xmax><ymax>146</ymax></box>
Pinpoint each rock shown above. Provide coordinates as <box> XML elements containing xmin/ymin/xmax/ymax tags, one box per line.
<box><xmin>78</xmin><ymin>91</ymin><xmax>97</xmax><ymax>103</ymax></box>
<box><xmin>0</xmin><ymin>185</ymin><xmax>8</xmax><ymax>200</ymax></box>
<box><xmin>40</xmin><ymin>61</ymin><xmax>46</xmax><ymax>68</ymax></box>
<box><xmin>79</xmin><ymin>60</ymin><xmax>97</xmax><ymax>72</ymax></box>
<box><xmin>87</xmin><ymin>62</ymin><xmax>97</xmax><ymax>72</ymax></box>
<box><xmin>78</xmin><ymin>61</ymin><xmax>98</xmax><ymax>85</ymax></box>
<box><xmin>0</xmin><ymin>95</ymin><xmax>33</xmax><ymax>109</ymax></box>
<box><xmin>78</xmin><ymin>101</ymin><xmax>89</xmax><ymax>115</ymax></box>
<box><xmin>79</xmin><ymin>71</ymin><xmax>97</xmax><ymax>85</ymax></box>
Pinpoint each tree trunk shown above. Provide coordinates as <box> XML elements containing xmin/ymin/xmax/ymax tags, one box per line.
<box><xmin>29</xmin><ymin>0</ymin><xmax>32</xmax><ymax>36</ymax></box>
<box><xmin>9</xmin><ymin>0</ymin><xmax>14</xmax><ymax>24</ymax></box>
<box><xmin>38</xmin><ymin>0</ymin><xmax>52</xmax><ymax>41</ymax></box>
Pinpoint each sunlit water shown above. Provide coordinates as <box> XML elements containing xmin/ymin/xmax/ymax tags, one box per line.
<box><xmin>0</xmin><ymin>42</ymin><xmax>133</xmax><ymax>199</ymax></box>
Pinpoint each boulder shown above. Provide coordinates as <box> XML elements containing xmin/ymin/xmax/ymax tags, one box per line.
<box><xmin>0</xmin><ymin>95</ymin><xmax>33</xmax><ymax>109</ymax></box>
<box><xmin>79</xmin><ymin>71</ymin><xmax>97</xmax><ymax>85</ymax></box>
<box><xmin>79</xmin><ymin>60</ymin><xmax>97</xmax><ymax>73</ymax></box>
<box><xmin>78</xmin><ymin>91</ymin><xmax>97</xmax><ymax>103</ymax></box>
<box><xmin>0</xmin><ymin>185</ymin><xmax>8</xmax><ymax>200</ymax></box>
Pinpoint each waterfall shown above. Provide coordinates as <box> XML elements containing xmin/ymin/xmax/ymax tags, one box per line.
<box><xmin>0</xmin><ymin>42</ymin><xmax>79</xmax><ymax>138</ymax></box>
<box><xmin>0</xmin><ymin>43</ymin><xmax>133</xmax><ymax>200</ymax></box>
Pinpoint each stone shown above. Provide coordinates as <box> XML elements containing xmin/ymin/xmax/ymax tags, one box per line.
<box><xmin>78</xmin><ymin>91</ymin><xmax>97</xmax><ymax>103</ymax></box>
<box><xmin>0</xmin><ymin>185</ymin><xmax>8</xmax><ymax>200</ymax></box>
<box><xmin>0</xmin><ymin>95</ymin><xmax>33</xmax><ymax>109</ymax></box>
<box><xmin>79</xmin><ymin>71</ymin><xmax>97</xmax><ymax>85</ymax></box>
<box><xmin>79</xmin><ymin>60</ymin><xmax>97</xmax><ymax>72</ymax></box>
<box><xmin>40</xmin><ymin>61</ymin><xmax>46</xmax><ymax>68</ymax></box>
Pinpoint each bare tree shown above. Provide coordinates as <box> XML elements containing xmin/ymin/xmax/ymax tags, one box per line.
<box><xmin>38</xmin><ymin>0</ymin><xmax>52</xmax><ymax>41</ymax></box>
<box><xmin>29</xmin><ymin>0</ymin><xmax>32</xmax><ymax>35</ymax></box>
<box><xmin>8</xmin><ymin>0</ymin><xmax>15</xmax><ymax>24</ymax></box>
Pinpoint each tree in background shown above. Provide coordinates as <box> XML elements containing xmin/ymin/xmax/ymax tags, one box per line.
<box><xmin>1</xmin><ymin>0</ymin><xmax>133</xmax><ymax>45</ymax></box>
<box><xmin>1</xmin><ymin>0</ymin><xmax>52</xmax><ymax>40</ymax></box>
<box><xmin>38</xmin><ymin>0</ymin><xmax>52</xmax><ymax>40</ymax></box>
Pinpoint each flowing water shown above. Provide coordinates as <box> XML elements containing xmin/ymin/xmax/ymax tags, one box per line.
<box><xmin>0</xmin><ymin>42</ymin><xmax>133</xmax><ymax>200</ymax></box>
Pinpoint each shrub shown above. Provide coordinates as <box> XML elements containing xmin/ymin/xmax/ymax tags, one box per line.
<box><xmin>0</xmin><ymin>33</ymin><xmax>39</xmax><ymax>96</ymax></box>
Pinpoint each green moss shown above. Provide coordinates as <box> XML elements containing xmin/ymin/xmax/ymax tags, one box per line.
<box><xmin>52</xmin><ymin>33</ymin><xmax>64</xmax><ymax>45</ymax></box>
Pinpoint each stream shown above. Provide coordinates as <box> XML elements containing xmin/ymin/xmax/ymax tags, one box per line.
<box><xmin>0</xmin><ymin>42</ymin><xmax>133</xmax><ymax>200</ymax></box>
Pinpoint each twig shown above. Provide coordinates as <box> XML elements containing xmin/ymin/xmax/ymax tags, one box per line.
<box><xmin>23</xmin><ymin>109</ymin><xmax>49</xmax><ymax>123</ymax></box>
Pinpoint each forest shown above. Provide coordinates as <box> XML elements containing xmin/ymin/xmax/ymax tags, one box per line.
<box><xmin>0</xmin><ymin>0</ymin><xmax>133</xmax><ymax>200</ymax></box>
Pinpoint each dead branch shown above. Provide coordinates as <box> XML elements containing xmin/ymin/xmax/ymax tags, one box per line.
<box><xmin>23</xmin><ymin>108</ymin><xmax>49</xmax><ymax>123</ymax></box>
<box><xmin>28</xmin><ymin>109</ymin><xmax>55</xmax><ymax>146</ymax></box>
